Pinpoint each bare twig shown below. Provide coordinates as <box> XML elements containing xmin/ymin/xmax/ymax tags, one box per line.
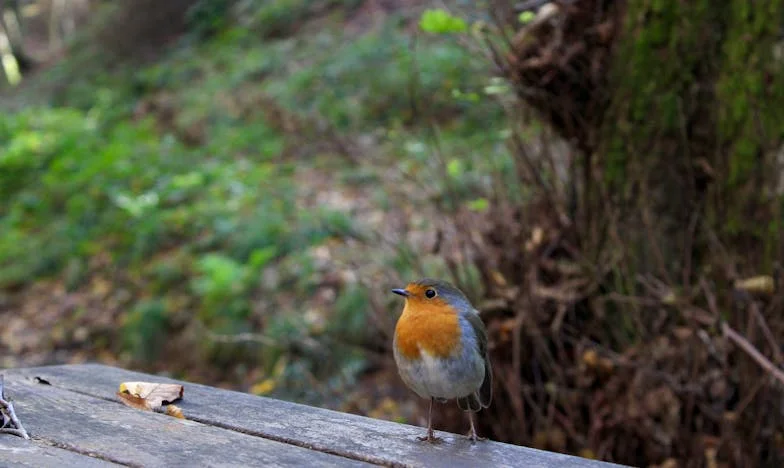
<box><xmin>639</xmin><ymin>182</ymin><xmax>674</xmax><ymax>287</ymax></box>
<box><xmin>0</xmin><ymin>375</ymin><xmax>30</xmax><ymax>439</ymax></box>
<box><xmin>682</xmin><ymin>209</ymin><xmax>700</xmax><ymax>289</ymax></box>
<box><xmin>732</xmin><ymin>376</ymin><xmax>768</xmax><ymax>419</ymax></box>
<box><xmin>749</xmin><ymin>301</ymin><xmax>784</xmax><ymax>364</ymax></box>
<box><xmin>700</xmin><ymin>276</ymin><xmax>720</xmax><ymax>318</ymax></box>
<box><xmin>193</xmin><ymin>320</ymin><xmax>279</xmax><ymax>346</ymax></box>
<box><xmin>599</xmin><ymin>293</ymin><xmax>661</xmax><ymax>307</ymax></box>
<box><xmin>722</xmin><ymin>323</ymin><xmax>784</xmax><ymax>387</ymax></box>
<box><xmin>206</xmin><ymin>331</ymin><xmax>278</xmax><ymax>346</ymax></box>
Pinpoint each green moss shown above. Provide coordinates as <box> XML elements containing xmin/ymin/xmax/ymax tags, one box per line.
<box><xmin>603</xmin><ymin>0</ymin><xmax>720</xmax><ymax>188</ymax></box>
<box><xmin>599</xmin><ymin>0</ymin><xmax>783</xmax><ymax>280</ymax></box>
<box><xmin>714</xmin><ymin>0</ymin><xmax>784</xmax><ymax>237</ymax></box>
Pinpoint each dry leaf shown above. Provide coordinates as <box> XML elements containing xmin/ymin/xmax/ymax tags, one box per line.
<box><xmin>598</xmin><ymin>357</ymin><xmax>615</xmax><ymax>374</ymax></box>
<box><xmin>653</xmin><ymin>458</ymin><xmax>679</xmax><ymax>468</ymax></box>
<box><xmin>705</xmin><ymin>447</ymin><xmax>718</xmax><ymax>468</ymax></box>
<box><xmin>490</xmin><ymin>270</ymin><xmax>508</xmax><ymax>287</ymax></box>
<box><xmin>582</xmin><ymin>349</ymin><xmax>598</xmax><ymax>368</ymax></box>
<box><xmin>673</xmin><ymin>327</ymin><xmax>693</xmax><ymax>340</ymax></box>
<box><xmin>250</xmin><ymin>379</ymin><xmax>276</xmax><ymax>396</ymax></box>
<box><xmin>165</xmin><ymin>405</ymin><xmax>185</xmax><ymax>419</ymax></box>
<box><xmin>118</xmin><ymin>381</ymin><xmax>183</xmax><ymax>408</ymax></box>
<box><xmin>734</xmin><ymin>276</ymin><xmax>775</xmax><ymax>295</ymax></box>
<box><xmin>661</xmin><ymin>290</ymin><xmax>678</xmax><ymax>305</ymax></box>
<box><xmin>117</xmin><ymin>391</ymin><xmax>153</xmax><ymax>411</ymax></box>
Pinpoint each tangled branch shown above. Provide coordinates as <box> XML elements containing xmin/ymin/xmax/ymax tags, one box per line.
<box><xmin>0</xmin><ymin>375</ymin><xmax>30</xmax><ymax>439</ymax></box>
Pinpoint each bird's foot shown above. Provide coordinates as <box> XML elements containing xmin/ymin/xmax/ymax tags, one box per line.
<box><xmin>466</xmin><ymin>431</ymin><xmax>486</xmax><ymax>443</ymax></box>
<box><xmin>417</xmin><ymin>431</ymin><xmax>443</xmax><ymax>443</ymax></box>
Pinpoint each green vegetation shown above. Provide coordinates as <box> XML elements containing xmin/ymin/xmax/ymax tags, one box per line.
<box><xmin>0</xmin><ymin>1</ymin><xmax>505</xmax><ymax>408</ymax></box>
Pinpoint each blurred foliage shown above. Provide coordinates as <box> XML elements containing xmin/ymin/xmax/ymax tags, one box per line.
<box><xmin>0</xmin><ymin>104</ymin><xmax>296</xmax><ymax>287</ymax></box>
<box><xmin>122</xmin><ymin>299</ymin><xmax>169</xmax><ymax>362</ymax></box>
<box><xmin>185</xmin><ymin>0</ymin><xmax>234</xmax><ymax>38</ymax></box>
<box><xmin>0</xmin><ymin>0</ymin><xmax>507</xmax><ymax>413</ymax></box>
<box><xmin>419</xmin><ymin>9</ymin><xmax>468</xmax><ymax>34</ymax></box>
<box><xmin>236</xmin><ymin>0</ymin><xmax>364</xmax><ymax>38</ymax></box>
<box><xmin>265</xmin><ymin>21</ymin><xmax>492</xmax><ymax>130</ymax></box>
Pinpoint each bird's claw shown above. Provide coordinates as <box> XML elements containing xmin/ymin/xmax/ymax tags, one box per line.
<box><xmin>417</xmin><ymin>432</ymin><xmax>443</xmax><ymax>443</ymax></box>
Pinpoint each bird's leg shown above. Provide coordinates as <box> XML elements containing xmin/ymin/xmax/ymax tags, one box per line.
<box><xmin>466</xmin><ymin>411</ymin><xmax>486</xmax><ymax>442</ymax></box>
<box><xmin>417</xmin><ymin>397</ymin><xmax>442</xmax><ymax>443</ymax></box>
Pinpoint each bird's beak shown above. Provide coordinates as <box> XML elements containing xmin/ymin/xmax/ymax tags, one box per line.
<box><xmin>391</xmin><ymin>288</ymin><xmax>410</xmax><ymax>297</ymax></box>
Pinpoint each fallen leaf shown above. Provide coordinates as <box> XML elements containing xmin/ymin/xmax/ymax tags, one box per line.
<box><xmin>250</xmin><ymin>379</ymin><xmax>276</xmax><ymax>395</ymax></box>
<box><xmin>118</xmin><ymin>381</ymin><xmax>183</xmax><ymax>408</ymax></box>
<box><xmin>165</xmin><ymin>405</ymin><xmax>185</xmax><ymax>419</ymax></box>
<box><xmin>661</xmin><ymin>290</ymin><xmax>678</xmax><ymax>305</ymax></box>
<box><xmin>673</xmin><ymin>327</ymin><xmax>693</xmax><ymax>340</ymax></box>
<box><xmin>582</xmin><ymin>349</ymin><xmax>598</xmax><ymax>368</ymax></box>
<box><xmin>705</xmin><ymin>447</ymin><xmax>718</xmax><ymax>468</ymax></box>
<box><xmin>734</xmin><ymin>276</ymin><xmax>775</xmax><ymax>296</ymax></box>
<box><xmin>490</xmin><ymin>270</ymin><xmax>507</xmax><ymax>287</ymax></box>
<box><xmin>598</xmin><ymin>357</ymin><xmax>614</xmax><ymax>374</ymax></box>
<box><xmin>654</xmin><ymin>458</ymin><xmax>679</xmax><ymax>468</ymax></box>
<box><xmin>525</xmin><ymin>227</ymin><xmax>545</xmax><ymax>252</ymax></box>
<box><xmin>117</xmin><ymin>391</ymin><xmax>153</xmax><ymax>411</ymax></box>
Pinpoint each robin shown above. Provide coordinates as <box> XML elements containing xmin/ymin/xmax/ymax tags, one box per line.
<box><xmin>391</xmin><ymin>278</ymin><xmax>492</xmax><ymax>443</ymax></box>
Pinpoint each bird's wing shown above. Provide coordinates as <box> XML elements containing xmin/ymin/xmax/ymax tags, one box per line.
<box><xmin>466</xmin><ymin>310</ymin><xmax>493</xmax><ymax>408</ymax></box>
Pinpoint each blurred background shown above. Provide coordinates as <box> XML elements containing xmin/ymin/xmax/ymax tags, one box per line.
<box><xmin>1</xmin><ymin>0</ymin><xmax>783</xmax><ymax>466</ymax></box>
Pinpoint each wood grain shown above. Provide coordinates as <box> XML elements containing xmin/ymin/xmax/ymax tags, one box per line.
<box><xmin>0</xmin><ymin>371</ymin><xmax>370</xmax><ymax>467</ymax></box>
<box><xmin>0</xmin><ymin>435</ymin><xmax>119</xmax><ymax>467</ymax></box>
<box><xmin>3</xmin><ymin>364</ymin><xmax>626</xmax><ymax>468</ymax></box>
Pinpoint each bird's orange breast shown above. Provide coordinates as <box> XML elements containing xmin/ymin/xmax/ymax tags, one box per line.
<box><xmin>394</xmin><ymin>301</ymin><xmax>461</xmax><ymax>360</ymax></box>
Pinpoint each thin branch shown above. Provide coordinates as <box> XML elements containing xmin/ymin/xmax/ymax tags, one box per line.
<box><xmin>722</xmin><ymin>323</ymin><xmax>784</xmax><ymax>387</ymax></box>
<box><xmin>732</xmin><ymin>376</ymin><xmax>768</xmax><ymax>420</ymax></box>
<box><xmin>749</xmin><ymin>301</ymin><xmax>784</xmax><ymax>364</ymax></box>
<box><xmin>193</xmin><ymin>319</ymin><xmax>279</xmax><ymax>346</ymax></box>
<box><xmin>206</xmin><ymin>331</ymin><xmax>278</xmax><ymax>346</ymax></box>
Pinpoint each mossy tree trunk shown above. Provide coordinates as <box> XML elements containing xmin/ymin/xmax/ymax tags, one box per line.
<box><xmin>600</xmin><ymin>0</ymin><xmax>784</xmax><ymax>283</ymax></box>
<box><xmin>713</xmin><ymin>0</ymin><xmax>784</xmax><ymax>269</ymax></box>
<box><xmin>506</xmin><ymin>0</ymin><xmax>784</xmax><ymax>281</ymax></box>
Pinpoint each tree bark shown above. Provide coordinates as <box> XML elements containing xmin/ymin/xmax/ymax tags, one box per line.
<box><xmin>504</xmin><ymin>0</ymin><xmax>784</xmax><ymax>280</ymax></box>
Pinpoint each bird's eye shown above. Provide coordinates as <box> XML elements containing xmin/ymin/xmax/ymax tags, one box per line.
<box><xmin>425</xmin><ymin>289</ymin><xmax>437</xmax><ymax>299</ymax></box>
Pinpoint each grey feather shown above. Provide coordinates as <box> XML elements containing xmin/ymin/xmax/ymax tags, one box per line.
<box><xmin>465</xmin><ymin>311</ymin><xmax>493</xmax><ymax>409</ymax></box>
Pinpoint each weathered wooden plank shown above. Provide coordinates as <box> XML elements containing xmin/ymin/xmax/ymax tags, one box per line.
<box><xmin>0</xmin><ymin>435</ymin><xmax>119</xmax><ymax>467</ymax></box>
<box><xmin>5</xmin><ymin>365</ymin><xmax>626</xmax><ymax>468</ymax></box>
<box><xmin>0</xmin><ymin>371</ymin><xmax>371</xmax><ymax>467</ymax></box>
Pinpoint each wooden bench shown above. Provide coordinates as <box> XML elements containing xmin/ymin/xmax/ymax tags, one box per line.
<box><xmin>0</xmin><ymin>364</ymin><xmax>625</xmax><ymax>467</ymax></box>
